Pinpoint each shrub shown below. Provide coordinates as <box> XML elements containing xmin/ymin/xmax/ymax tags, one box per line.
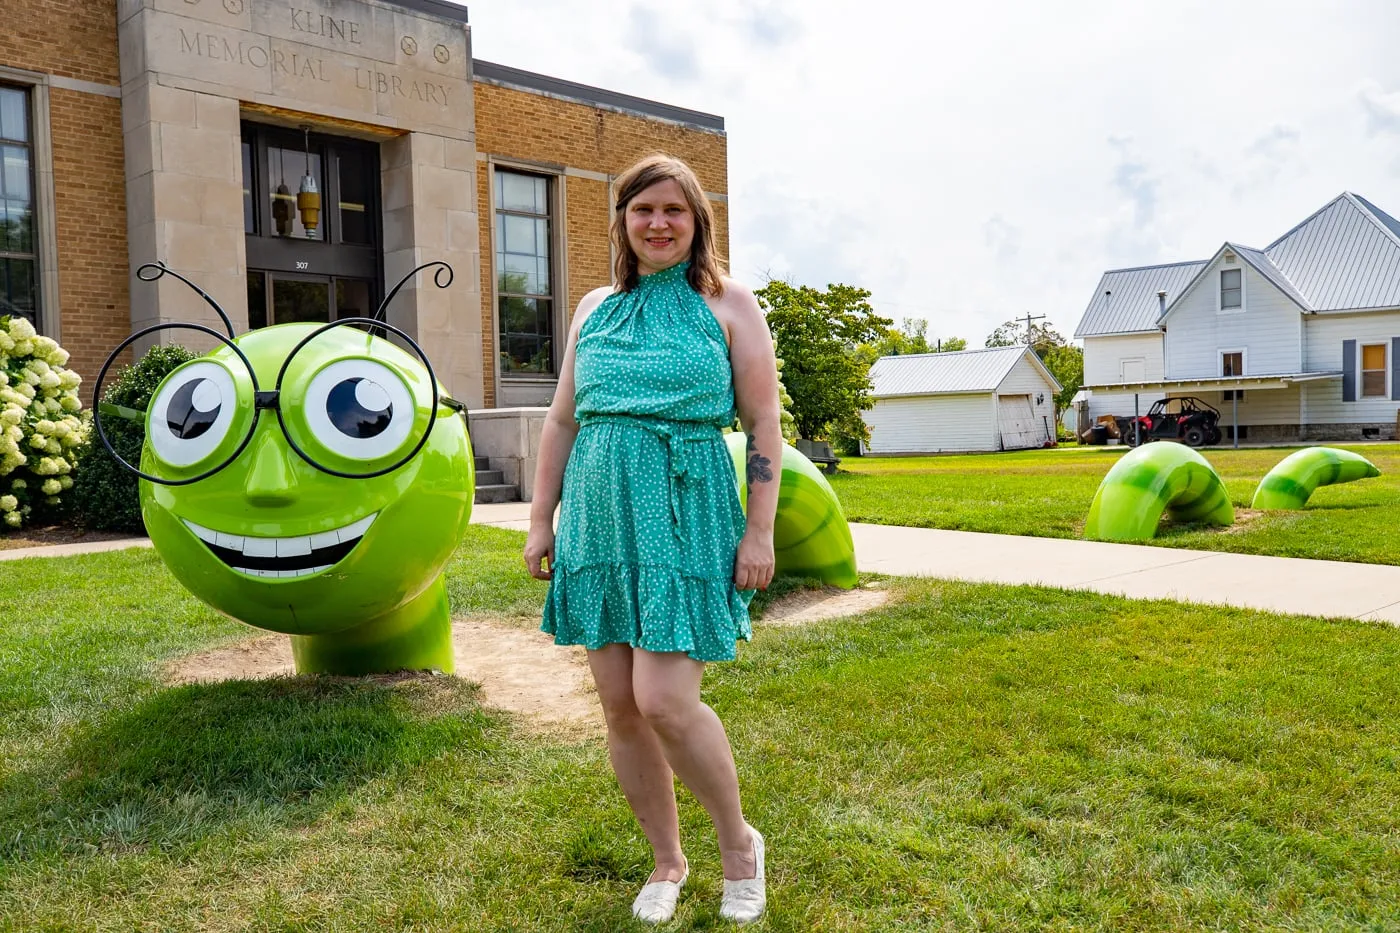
<box><xmin>71</xmin><ymin>344</ymin><xmax>196</xmax><ymax>533</ymax></box>
<box><xmin>0</xmin><ymin>316</ymin><xmax>88</xmax><ymax>529</ymax></box>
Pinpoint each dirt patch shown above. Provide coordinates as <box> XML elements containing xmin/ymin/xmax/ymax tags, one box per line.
<box><xmin>163</xmin><ymin>589</ymin><xmax>891</xmax><ymax>737</ymax></box>
<box><xmin>0</xmin><ymin>523</ymin><xmax>136</xmax><ymax>551</ymax></box>
<box><xmin>757</xmin><ymin>585</ymin><xmax>892</xmax><ymax>627</ymax></box>
<box><xmin>165</xmin><ymin>616</ymin><xmax>602</xmax><ymax>738</ymax></box>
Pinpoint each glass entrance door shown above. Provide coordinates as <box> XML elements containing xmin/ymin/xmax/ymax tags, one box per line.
<box><xmin>247</xmin><ymin>271</ymin><xmax>376</xmax><ymax>328</ymax></box>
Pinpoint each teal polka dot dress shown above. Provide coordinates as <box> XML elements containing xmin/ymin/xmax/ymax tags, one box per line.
<box><xmin>542</xmin><ymin>261</ymin><xmax>753</xmax><ymax>662</ymax></box>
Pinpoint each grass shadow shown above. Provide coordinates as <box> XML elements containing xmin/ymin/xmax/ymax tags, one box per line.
<box><xmin>0</xmin><ymin>674</ymin><xmax>499</xmax><ymax>861</ymax></box>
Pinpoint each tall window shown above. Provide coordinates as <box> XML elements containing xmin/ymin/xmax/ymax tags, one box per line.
<box><xmin>1361</xmin><ymin>343</ymin><xmax>1387</xmax><ymax>398</ymax></box>
<box><xmin>1221</xmin><ymin>350</ymin><xmax>1244</xmax><ymax>401</ymax></box>
<box><xmin>495</xmin><ymin>170</ymin><xmax>555</xmax><ymax>375</ymax></box>
<box><xmin>1220</xmin><ymin>268</ymin><xmax>1242</xmax><ymax>310</ymax></box>
<box><xmin>0</xmin><ymin>86</ymin><xmax>36</xmax><ymax>327</ymax></box>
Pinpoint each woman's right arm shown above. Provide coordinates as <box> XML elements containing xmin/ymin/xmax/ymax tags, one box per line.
<box><xmin>523</xmin><ymin>287</ymin><xmax>609</xmax><ymax>580</ymax></box>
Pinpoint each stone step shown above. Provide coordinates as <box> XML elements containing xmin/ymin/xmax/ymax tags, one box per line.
<box><xmin>474</xmin><ymin>483</ymin><xmax>520</xmax><ymax>504</ymax></box>
<box><xmin>476</xmin><ymin>469</ymin><xmax>505</xmax><ymax>486</ymax></box>
<box><xmin>473</xmin><ymin>455</ymin><xmax>491</xmax><ymax>472</ymax></box>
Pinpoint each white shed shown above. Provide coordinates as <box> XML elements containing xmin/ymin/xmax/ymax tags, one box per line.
<box><xmin>861</xmin><ymin>347</ymin><xmax>1062</xmax><ymax>454</ymax></box>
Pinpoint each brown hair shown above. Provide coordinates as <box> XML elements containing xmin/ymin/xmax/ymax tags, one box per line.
<box><xmin>610</xmin><ymin>153</ymin><xmax>725</xmax><ymax>296</ymax></box>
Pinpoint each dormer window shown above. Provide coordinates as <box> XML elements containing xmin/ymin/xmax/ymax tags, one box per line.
<box><xmin>1220</xmin><ymin>268</ymin><xmax>1242</xmax><ymax>311</ymax></box>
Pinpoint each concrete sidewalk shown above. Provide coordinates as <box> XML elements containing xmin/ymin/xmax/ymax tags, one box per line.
<box><xmin>5</xmin><ymin>502</ymin><xmax>1398</xmax><ymax>626</ymax></box>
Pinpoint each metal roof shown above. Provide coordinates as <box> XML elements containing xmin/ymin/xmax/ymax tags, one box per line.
<box><xmin>1161</xmin><ymin>243</ymin><xmax>1313</xmax><ymax>320</ymax></box>
<box><xmin>869</xmin><ymin>346</ymin><xmax>1059</xmax><ymax>398</ymax></box>
<box><xmin>1264</xmin><ymin>192</ymin><xmax>1400</xmax><ymax>311</ymax></box>
<box><xmin>1073</xmin><ymin>261</ymin><xmax>1206</xmax><ymax>337</ymax></box>
<box><xmin>1078</xmin><ymin>193</ymin><xmax>1400</xmax><ymax>336</ymax></box>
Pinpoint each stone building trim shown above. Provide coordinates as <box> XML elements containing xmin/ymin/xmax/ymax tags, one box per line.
<box><xmin>0</xmin><ymin>65</ymin><xmax>62</xmax><ymax>342</ymax></box>
<box><xmin>47</xmin><ymin>75</ymin><xmax>122</xmax><ymax>98</ymax></box>
<box><xmin>473</xmin><ymin>59</ymin><xmax>725</xmax><ymax>135</ymax></box>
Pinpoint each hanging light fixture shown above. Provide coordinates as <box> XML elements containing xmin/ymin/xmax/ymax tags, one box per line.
<box><xmin>296</xmin><ymin>124</ymin><xmax>321</xmax><ymax>239</ymax></box>
<box><xmin>272</xmin><ymin>146</ymin><xmax>294</xmax><ymax>237</ymax></box>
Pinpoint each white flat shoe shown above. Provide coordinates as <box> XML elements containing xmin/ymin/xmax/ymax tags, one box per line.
<box><xmin>719</xmin><ymin>825</ymin><xmax>765</xmax><ymax>924</ymax></box>
<box><xmin>631</xmin><ymin>857</ymin><xmax>688</xmax><ymax>925</ymax></box>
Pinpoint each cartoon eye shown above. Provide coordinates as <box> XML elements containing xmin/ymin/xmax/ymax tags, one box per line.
<box><xmin>147</xmin><ymin>362</ymin><xmax>239</xmax><ymax>467</ymax></box>
<box><xmin>303</xmin><ymin>359</ymin><xmax>415</xmax><ymax>460</ymax></box>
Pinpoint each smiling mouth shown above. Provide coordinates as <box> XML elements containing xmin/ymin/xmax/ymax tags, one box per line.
<box><xmin>182</xmin><ymin>513</ymin><xmax>377</xmax><ymax>579</ymax></box>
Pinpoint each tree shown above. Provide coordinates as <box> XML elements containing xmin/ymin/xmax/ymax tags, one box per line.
<box><xmin>983</xmin><ymin>318</ymin><xmax>1083</xmax><ymax>419</ymax></box>
<box><xmin>854</xmin><ymin>319</ymin><xmax>967</xmax><ymax>369</ymax></box>
<box><xmin>756</xmin><ymin>280</ymin><xmax>891</xmax><ymax>441</ymax></box>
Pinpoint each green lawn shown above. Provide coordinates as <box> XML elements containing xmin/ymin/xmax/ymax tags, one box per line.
<box><xmin>3</xmin><ymin>529</ymin><xmax>1400</xmax><ymax>929</ymax></box>
<box><xmin>834</xmin><ymin>443</ymin><xmax>1400</xmax><ymax>564</ymax></box>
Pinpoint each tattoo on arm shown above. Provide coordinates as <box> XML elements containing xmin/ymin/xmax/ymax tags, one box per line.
<box><xmin>746</xmin><ymin>435</ymin><xmax>773</xmax><ymax>485</ymax></box>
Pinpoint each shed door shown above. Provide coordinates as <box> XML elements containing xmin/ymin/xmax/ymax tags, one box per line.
<box><xmin>997</xmin><ymin>394</ymin><xmax>1039</xmax><ymax>450</ymax></box>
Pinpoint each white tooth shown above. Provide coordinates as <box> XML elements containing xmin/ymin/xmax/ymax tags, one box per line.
<box><xmin>339</xmin><ymin>513</ymin><xmax>376</xmax><ymax>541</ymax></box>
<box><xmin>242</xmin><ymin>537</ymin><xmax>276</xmax><ymax>558</ymax></box>
<box><xmin>305</xmin><ymin>564</ymin><xmax>332</xmax><ymax>575</ymax></box>
<box><xmin>276</xmin><ymin>536</ymin><xmax>313</xmax><ymax>558</ymax></box>
<box><xmin>234</xmin><ymin>567</ymin><xmax>259</xmax><ymax>577</ymax></box>
<box><xmin>215</xmin><ymin>531</ymin><xmax>244</xmax><ymax>550</ymax></box>
<box><xmin>183</xmin><ymin>520</ymin><xmax>217</xmax><ymax>544</ymax></box>
<box><xmin>309</xmin><ymin>530</ymin><xmax>340</xmax><ymax>551</ymax></box>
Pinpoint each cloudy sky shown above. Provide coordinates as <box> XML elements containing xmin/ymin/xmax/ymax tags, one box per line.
<box><xmin>461</xmin><ymin>0</ymin><xmax>1400</xmax><ymax>345</ymax></box>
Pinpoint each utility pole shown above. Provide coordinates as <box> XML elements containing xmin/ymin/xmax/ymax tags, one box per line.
<box><xmin>1017</xmin><ymin>311</ymin><xmax>1046</xmax><ymax>346</ymax></box>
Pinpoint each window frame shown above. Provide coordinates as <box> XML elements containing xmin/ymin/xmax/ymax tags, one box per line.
<box><xmin>1217</xmin><ymin>265</ymin><xmax>1245</xmax><ymax>314</ymax></box>
<box><xmin>0</xmin><ymin>69</ymin><xmax>59</xmax><ymax>339</ymax></box>
<box><xmin>489</xmin><ymin>160</ymin><xmax>565</xmax><ymax>383</ymax></box>
<box><xmin>1220</xmin><ymin>348</ymin><xmax>1246</xmax><ymax>402</ymax></box>
<box><xmin>1360</xmin><ymin>341</ymin><xmax>1388</xmax><ymax>399</ymax></box>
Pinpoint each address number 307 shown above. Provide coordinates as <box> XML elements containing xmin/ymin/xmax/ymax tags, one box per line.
<box><xmin>295</xmin><ymin>261</ymin><xmax>309</xmax><ymax>270</ymax></box>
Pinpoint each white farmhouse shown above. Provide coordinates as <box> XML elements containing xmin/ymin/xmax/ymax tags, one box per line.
<box><xmin>1074</xmin><ymin>192</ymin><xmax>1400</xmax><ymax>442</ymax></box>
<box><xmin>861</xmin><ymin>346</ymin><xmax>1061</xmax><ymax>454</ymax></box>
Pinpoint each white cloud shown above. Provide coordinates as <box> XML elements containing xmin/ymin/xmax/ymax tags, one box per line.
<box><xmin>462</xmin><ymin>0</ymin><xmax>1400</xmax><ymax>344</ymax></box>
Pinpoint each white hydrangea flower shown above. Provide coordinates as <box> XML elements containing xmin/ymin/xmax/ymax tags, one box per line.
<box><xmin>15</xmin><ymin>383</ymin><xmax>34</xmax><ymax>400</ymax></box>
<box><xmin>27</xmin><ymin>359</ymin><xmax>50</xmax><ymax>376</ymax></box>
<box><xmin>60</xmin><ymin>395</ymin><xmax>81</xmax><ymax>412</ymax></box>
<box><xmin>59</xmin><ymin>370</ymin><xmax>80</xmax><ymax>389</ymax></box>
<box><xmin>0</xmin><ymin>333</ymin><xmax>14</xmax><ymax>352</ymax></box>
<box><xmin>34</xmin><ymin>420</ymin><xmax>55</xmax><ymax>436</ymax></box>
<box><xmin>44</xmin><ymin>438</ymin><xmax>61</xmax><ymax>455</ymax></box>
<box><xmin>29</xmin><ymin>434</ymin><xmax>47</xmax><ymax>450</ymax></box>
<box><xmin>11</xmin><ymin>338</ymin><xmax>33</xmax><ymax>357</ymax></box>
<box><xmin>43</xmin><ymin>397</ymin><xmax>60</xmax><ymax>414</ymax></box>
<box><xmin>59</xmin><ymin>474</ymin><xmax>73</xmax><ymax>489</ymax></box>
<box><xmin>3</xmin><ymin>511</ymin><xmax>20</xmax><ymax>528</ymax></box>
<box><xmin>40</xmin><ymin>478</ymin><xmax>61</xmax><ymax>496</ymax></box>
<box><xmin>39</xmin><ymin>372</ymin><xmax>60</xmax><ymax>389</ymax></box>
<box><xmin>0</xmin><ymin>407</ymin><xmax>20</xmax><ymax>426</ymax></box>
<box><xmin>0</xmin><ymin>495</ymin><xmax>14</xmax><ymax>510</ymax></box>
<box><xmin>11</xmin><ymin>478</ymin><xmax>26</xmax><ymax>490</ymax></box>
<box><xmin>8</xmin><ymin>317</ymin><xmax>36</xmax><ymax>340</ymax></box>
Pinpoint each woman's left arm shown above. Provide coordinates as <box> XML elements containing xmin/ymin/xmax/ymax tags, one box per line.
<box><xmin>724</xmin><ymin>282</ymin><xmax>782</xmax><ymax>591</ymax></box>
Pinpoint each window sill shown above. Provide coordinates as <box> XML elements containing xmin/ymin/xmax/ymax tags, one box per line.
<box><xmin>1216</xmin><ymin>307</ymin><xmax>1246</xmax><ymax>315</ymax></box>
<box><xmin>500</xmin><ymin>374</ymin><xmax>558</xmax><ymax>383</ymax></box>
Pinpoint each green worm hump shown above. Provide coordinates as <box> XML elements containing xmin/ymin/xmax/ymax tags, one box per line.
<box><xmin>1084</xmin><ymin>443</ymin><xmax>1234</xmax><ymax>541</ymax></box>
<box><xmin>1251</xmin><ymin>447</ymin><xmax>1381</xmax><ymax>510</ymax></box>
<box><xmin>726</xmin><ymin>434</ymin><xmax>858</xmax><ymax>589</ymax></box>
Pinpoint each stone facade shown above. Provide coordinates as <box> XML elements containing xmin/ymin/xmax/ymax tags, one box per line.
<box><xmin>4</xmin><ymin>0</ymin><xmax>728</xmax><ymax>419</ymax></box>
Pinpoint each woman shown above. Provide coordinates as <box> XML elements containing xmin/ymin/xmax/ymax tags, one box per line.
<box><xmin>524</xmin><ymin>153</ymin><xmax>781</xmax><ymax>925</ymax></box>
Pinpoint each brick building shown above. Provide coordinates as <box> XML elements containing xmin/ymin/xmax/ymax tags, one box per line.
<box><xmin>0</xmin><ymin>0</ymin><xmax>727</xmax><ymax>418</ymax></box>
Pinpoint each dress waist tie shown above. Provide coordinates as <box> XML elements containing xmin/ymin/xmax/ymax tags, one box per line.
<box><xmin>577</xmin><ymin>415</ymin><xmax>724</xmax><ymax>537</ymax></box>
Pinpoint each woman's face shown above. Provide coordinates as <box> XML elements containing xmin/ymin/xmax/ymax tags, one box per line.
<box><xmin>625</xmin><ymin>178</ymin><xmax>695</xmax><ymax>275</ymax></box>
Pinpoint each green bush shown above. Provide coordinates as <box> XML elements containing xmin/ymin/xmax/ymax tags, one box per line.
<box><xmin>71</xmin><ymin>344</ymin><xmax>196</xmax><ymax>533</ymax></box>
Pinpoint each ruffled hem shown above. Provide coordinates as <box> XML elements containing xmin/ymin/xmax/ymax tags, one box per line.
<box><xmin>542</xmin><ymin>561</ymin><xmax>752</xmax><ymax>663</ymax></box>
